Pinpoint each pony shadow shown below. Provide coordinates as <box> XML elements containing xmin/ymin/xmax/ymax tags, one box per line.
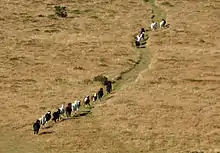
<box><xmin>73</xmin><ymin>111</ymin><xmax>91</xmax><ymax>118</ymax></box>
<box><xmin>59</xmin><ymin>110</ymin><xmax>91</xmax><ymax>120</ymax></box>
<box><xmin>79</xmin><ymin>111</ymin><xmax>91</xmax><ymax>117</ymax></box>
<box><xmin>54</xmin><ymin>118</ymin><xmax>66</xmax><ymax>123</ymax></box>
<box><xmin>39</xmin><ymin>131</ymin><xmax>55</xmax><ymax>135</ymax></box>
<box><xmin>104</xmin><ymin>95</ymin><xmax>114</xmax><ymax>100</ymax></box>
<box><xmin>141</xmin><ymin>42</ymin><xmax>147</xmax><ymax>45</ymax></box>
<box><xmin>143</xmin><ymin>37</ymin><xmax>149</xmax><ymax>41</ymax></box>
<box><xmin>44</xmin><ymin>125</ymin><xmax>53</xmax><ymax>129</ymax></box>
<box><xmin>165</xmin><ymin>24</ymin><xmax>170</xmax><ymax>28</ymax></box>
<box><xmin>84</xmin><ymin>105</ymin><xmax>94</xmax><ymax>109</ymax></box>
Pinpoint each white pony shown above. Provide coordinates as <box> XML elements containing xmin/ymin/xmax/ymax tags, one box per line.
<box><xmin>39</xmin><ymin>111</ymin><xmax>51</xmax><ymax>128</ymax></box>
<box><xmin>160</xmin><ymin>19</ymin><xmax>166</xmax><ymax>28</ymax></box>
<box><xmin>92</xmin><ymin>93</ymin><xmax>97</xmax><ymax>102</ymax></box>
<box><xmin>136</xmin><ymin>34</ymin><xmax>141</xmax><ymax>42</ymax></box>
<box><xmin>39</xmin><ymin>116</ymin><xmax>47</xmax><ymax>127</ymax></box>
<box><xmin>71</xmin><ymin>100</ymin><xmax>81</xmax><ymax>114</ymax></box>
<box><xmin>84</xmin><ymin>96</ymin><xmax>90</xmax><ymax>106</ymax></box>
<box><xmin>150</xmin><ymin>21</ymin><xmax>158</xmax><ymax>31</ymax></box>
<box><xmin>58</xmin><ymin>104</ymin><xmax>65</xmax><ymax>116</ymax></box>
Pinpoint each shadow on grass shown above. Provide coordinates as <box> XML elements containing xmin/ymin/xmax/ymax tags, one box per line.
<box><xmin>141</xmin><ymin>42</ymin><xmax>147</xmax><ymax>45</ymax></box>
<box><xmin>104</xmin><ymin>95</ymin><xmax>114</xmax><ymax>100</ymax></box>
<box><xmin>39</xmin><ymin>131</ymin><xmax>55</xmax><ymax>135</ymax></box>
<box><xmin>136</xmin><ymin>45</ymin><xmax>146</xmax><ymax>49</ymax></box>
<box><xmin>60</xmin><ymin>110</ymin><xmax>92</xmax><ymax>121</ymax></box>
<box><xmin>44</xmin><ymin>125</ymin><xmax>53</xmax><ymax>129</ymax></box>
<box><xmin>166</xmin><ymin>24</ymin><xmax>170</xmax><ymax>28</ymax></box>
<box><xmin>78</xmin><ymin>111</ymin><xmax>91</xmax><ymax>117</ymax></box>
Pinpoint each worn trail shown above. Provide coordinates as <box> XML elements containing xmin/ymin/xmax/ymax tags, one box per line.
<box><xmin>113</xmin><ymin>0</ymin><xmax>166</xmax><ymax>89</ymax></box>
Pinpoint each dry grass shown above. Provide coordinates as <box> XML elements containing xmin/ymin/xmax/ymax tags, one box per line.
<box><xmin>1</xmin><ymin>0</ymin><xmax>220</xmax><ymax>152</ymax></box>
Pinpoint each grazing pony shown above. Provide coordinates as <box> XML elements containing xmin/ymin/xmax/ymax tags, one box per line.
<box><xmin>33</xmin><ymin>120</ymin><xmax>40</xmax><ymax>134</ymax></box>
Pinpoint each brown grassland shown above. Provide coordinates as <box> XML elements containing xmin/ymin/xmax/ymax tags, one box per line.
<box><xmin>0</xmin><ymin>0</ymin><xmax>220</xmax><ymax>153</ymax></box>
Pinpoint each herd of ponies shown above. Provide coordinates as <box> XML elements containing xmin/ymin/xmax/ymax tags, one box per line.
<box><xmin>33</xmin><ymin>16</ymin><xmax>168</xmax><ymax>135</ymax></box>
<box><xmin>135</xmin><ymin>18</ymin><xmax>168</xmax><ymax>48</ymax></box>
<box><xmin>33</xmin><ymin>80</ymin><xmax>112</xmax><ymax>134</ymax></box>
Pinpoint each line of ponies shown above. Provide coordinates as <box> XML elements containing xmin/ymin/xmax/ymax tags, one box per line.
<box><xmin>135</xmin><ymin>17</ymin><xmax>169</xmax><ymax>48</ymax></box>
<box><xmin>33</xmin><ymin>16</ymin><xmax>169</xmax><ymax>135</ymax></box>
<box><xmin>33</xmin><ymin>80</ymin><xmax>112</xmax><ymax>135</ymax></box>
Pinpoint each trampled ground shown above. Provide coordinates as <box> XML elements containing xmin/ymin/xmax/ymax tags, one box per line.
<box><xmin>0</xmin><ymin>0</ymin><xmax>220</xmax><ymax>153</ymax></box>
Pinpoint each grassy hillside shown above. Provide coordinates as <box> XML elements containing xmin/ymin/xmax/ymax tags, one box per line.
<box><xmin>0</xmin><ymin>0</ymin><xmax>220</xmax><ymax>152</ymax></box>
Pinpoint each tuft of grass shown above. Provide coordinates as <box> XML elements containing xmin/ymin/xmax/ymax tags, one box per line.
<box><xmin>45</xmin><ymin>24</ymin><xmax>56</xmax><ymax>27</ymax></box>
<box><xmin>93</xmin><ymin>75</ymin><xmax>108</xmax><ymax>84</ymax></box>
<box><xmin>99</xmin><ymin>63</ymin><xmax>108</xmax><ymax>67</ymax></box>
<box><xmin>47</xmin><ymin>14</ymin><xmax>58</xmax><ymax>19</ymax></box>
<box><xmin>90</xmin><ymin>15</ymin><xmax>98</xmax><ymax>19</ymax></box>
<box><xmin>84</xmin><ymin>9</ymin><xmax>93</xmax><ymax>13</ymax></box>
<box><xmin>74</xmin><ymin>66</ymin><xmax>85</xmax><ymax>70</ymax></box>
<box><xmin>39</xmin><ymin>106</ymin><xmax>47</xmax><ymax>110</ymax></box>
<box><xmin>23</xmin><ymin>16</ymin><xmax>38</xmax><ymax>23</ymax></box>
<box><xmin>161</xmin><ymin>1</ymin><xmax>174</xmax><ymax>7</ymax></box>
<box><xmin>18</xmin><ymin>105</ymin><xmax>29</xmax><ymax>109</ymax></box>
<box><xmin>10</xmin><ymin>56</ymin><xmax>25</xmax><ymax>61</ymax></box>
<box><xmin>71</xmin><ymin>9</ymin><xmax>81</xmax><ymax>14</ymax></box>
<box><xmin>38</xmin><ymin>14</ymin><xmax>44</xmax><ymax>17</ymax></box>
<box><xmin>55</xmin><ymin>6</ymin><xmax>67</xmax><ymax>17</ymax></box>
<box><xmin>82</xmin><ymin>79</ymin><xmax>93</xmax><ymax>85</ymax></box>
<box><xmin>44</xmin><ymin>29</ymin><xmax>60</xmax><ymax>33</ymax></box>
<box><xmin>33</xmin><ymin>28</ymin><xmax>40</xmax><ymax>32</ymax></box>
<box><xmin>71</xmin><ymin>9</ymin><xmax>93</xmax><ymax>15</ymax></box>
<box><xmin>184</xmin><ymin>78</ymin><xmax>220</xmax><ymax>83</ymax></box>
<box><xmin>199</xmin><ymin>39</ymin><xmax>205</xmax><ymax>43</ymax></box>
<box><xmin>128</xmin><ymin>59</ymin><xmax>139</xmax><ymax>64</ymax></box>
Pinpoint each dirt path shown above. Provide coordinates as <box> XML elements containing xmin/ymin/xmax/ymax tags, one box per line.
<box><xmin>93</xmin><ymin>0</ymin><xmax>220</xmax><ymax>152</ymax></box>
<box><xmin>113</xmin><ymin>0</ymin><xmax>165</xmax><ymax>89</ymax></box>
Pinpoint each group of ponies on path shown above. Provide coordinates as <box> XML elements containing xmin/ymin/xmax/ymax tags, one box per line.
<box><xmin>135</xmin><ymin>16</ymin><xmax>169</xmax><ymax>48</ymax></box>
<box><xmin>33</xmin><ymin>15</ymin><xmax>169</xmax><ymax>135</ymax></box>
<box><xmin>33</xmin><ymin>80</ymin><xmax>112</xmax><ymax>135</ymax></box>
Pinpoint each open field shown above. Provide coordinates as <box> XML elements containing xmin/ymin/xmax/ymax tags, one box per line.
<box><xmin>0</xmin><ymin>0</ymin><xmax>220</xmax><ymax>153</ymax></box>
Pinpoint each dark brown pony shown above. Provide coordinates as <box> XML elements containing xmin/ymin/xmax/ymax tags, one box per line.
<box><xmin>65</xmin><ymin>103</ymin><xmax>72</xmax><ymax>118</ymax></box>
